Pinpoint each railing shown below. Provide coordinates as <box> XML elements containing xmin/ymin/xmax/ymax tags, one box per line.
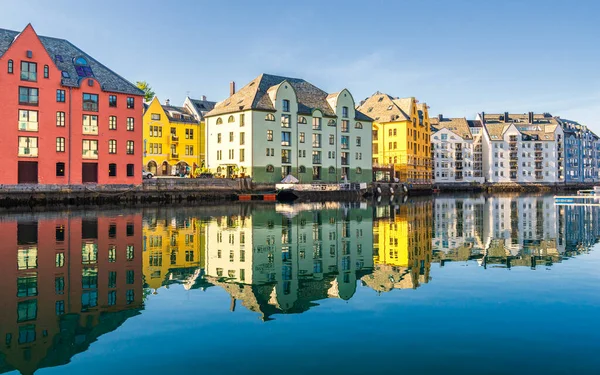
<box><xmin>171</xmin><ymin>135</ymin><xmax>179</xmax><ymax>142</ymax></box>
<box><xmin>82</xmin><ymin>103</ymin><xmax>98</xmax><ymax>112</ymax></box>
<box><xmin>171</xmin><ymin>152</ymin><xmax>179</xmax><ymax>159</ymax></box>
<box><xmin>18</xmin><ymin>147</ymin><xmax>38</xmax><ymax>157</ymax></box>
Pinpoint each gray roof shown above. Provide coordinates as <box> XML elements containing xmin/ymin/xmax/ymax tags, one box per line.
<box><xmin>0</xmin><ymin>26</ymin><xmax>143</xmax><ymax>96</ymax></box>
<box><xmin>188</xmin><ymin>98</ymin><xmax>216</xmax><ymax>121</ymax></box>
<box><xmin>161</xmin><ymin>105</ymin><xmax>199</xmax><ymax>124</ymax></box>
<box><xmin>206</xmin><ymin>73</ymin><xmax>372</xmax><ymax>122</ymax></box>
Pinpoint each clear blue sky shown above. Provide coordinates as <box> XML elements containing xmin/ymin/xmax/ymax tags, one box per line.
<box><xmin>2</xmin><ymin>0</ymin><xmax>599</xmax><ymax>130</ymax></box>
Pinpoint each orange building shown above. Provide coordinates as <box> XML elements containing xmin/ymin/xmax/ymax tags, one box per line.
<box><xmin>0</xmin><ymin>24</ymin><xmax>144</xmax><ymax>185</ymax></box>
<box><xmin>0</xmin><ymin>213</ymin><xmax>143</xmax><ymax>374</ymax></box>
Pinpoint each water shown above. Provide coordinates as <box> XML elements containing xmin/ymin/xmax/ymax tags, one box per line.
<box><xmin>1</xmin><ymin>194</ymin><xmax>599</xmax><ymax>375</ymax></box>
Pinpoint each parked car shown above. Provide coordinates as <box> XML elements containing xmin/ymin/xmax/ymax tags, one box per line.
<box><xmin>143</xmin><ymin>171</ymin><xmax>154</xmax><ymax>179</ymax></box>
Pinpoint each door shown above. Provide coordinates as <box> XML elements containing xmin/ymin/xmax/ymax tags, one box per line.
<box><xmin>82</xmin><ymin>163</ymin><xmax>98</xmax><ymax>183</ymax></box>
<box><xmin>18</xmin><ymin>161</ymin><xmax>38</xmax><ymax>184</ymax></box>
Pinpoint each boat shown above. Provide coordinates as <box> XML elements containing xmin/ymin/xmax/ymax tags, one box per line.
<box><xmin>275</xmin><ymin>179</ymin><xmax>369</xmax><ymax>202</ymax></box>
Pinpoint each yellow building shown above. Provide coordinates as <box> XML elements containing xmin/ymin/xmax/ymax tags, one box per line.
<box><xmin>363</xmin><ymin>198</ymin><xmax>432</xmax><ymax>292</ymax></box>
<box><xmin>143</xmin><ymin>216</ymin><xmax>206</xmax><ymax>292</ymax></box>
<box><xmin>357</xmin><ymin>93</ymin><xmax>432</xmax><ymax>183</ymax></box>
<box><xmin>143</xmin><ymin>97</ymin><xmax>205</xmax><ymax>176</ymax></box>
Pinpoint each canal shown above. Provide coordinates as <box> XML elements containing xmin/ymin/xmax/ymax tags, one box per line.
<box><xmin>1</xmin><ymin>193</ymin><xmax>599</xmax><ymax>375</ymax></box>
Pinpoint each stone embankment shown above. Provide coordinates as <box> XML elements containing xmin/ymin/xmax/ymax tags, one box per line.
<box><xmin>434</xmin><ymin>182</ymin><xmax>598</xmax><ymax>193</ymax></box>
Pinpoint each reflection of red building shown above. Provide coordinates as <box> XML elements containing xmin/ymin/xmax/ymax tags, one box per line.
<box><xmin>0</xmin><ymin>24</ymin><xmax>143</xmax><ymax>185</ymax></box>
<box><xmin>0</xmin><ymin>213</ymin><xmax>143</xmax><ymax>375</ymax></box>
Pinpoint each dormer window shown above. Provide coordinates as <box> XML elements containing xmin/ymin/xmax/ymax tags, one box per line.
<box><xmin>228</xmin><ymin>115</ymin><xmax>235</xmax><ymax>123</ymax></box>
<box><xmin>74</xmin><ymin>56</ymin><xmax>93</xmax><ymax>77</ymax></box>
<box><xmin>61</xmin><ymin>71</ymin><xmax>70</xmax><ymax>78</ymax></box>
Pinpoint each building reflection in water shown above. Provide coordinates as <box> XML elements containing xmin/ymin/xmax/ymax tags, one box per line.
<box><xmin>203</xmin><ymin>202</ymin><xmax>375</xmax><ymax>321</ymax></box>
<box><xmin>432</xmin><ymin>195</ymin><xmax>600</xmax><ymax>268</ymax></box>
<box><xmin>0</xmin><ymin>212</ymin><xmax>144</xmax><ymax>375</ymax></box>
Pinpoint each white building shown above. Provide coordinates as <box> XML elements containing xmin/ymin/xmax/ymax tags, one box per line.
<box><xmin>204</xmin><ymin>74</ymin><xmax>373</xmax><ymax>184</ymax></box>
<box><xmin>431</xmin><ymin>116</ymin><xmax>485</xmax><ymax>183</ymax></box>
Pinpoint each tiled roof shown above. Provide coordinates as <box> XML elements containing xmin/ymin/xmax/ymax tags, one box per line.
<box><xmin>206</xmin><ymin>73</ymin><xmax>371</xmax><ymax>122</ymax></box>
<box><xmin>187</xmin><ymin>97</ymin><xmax>216</xmax><ymax>121</ymax></box>
<box><xmin>431</xmin><ymin>117</ymin><xmax>472</xmax><ymax>139</ymax></box>
<box><xmin>483</xmin><ymin>113</ymin><xmax>560</xmax><ymax>141</ymax></box>
<box><xmin>161</xmin><ymin>105</ymin><xmax>199</xmax><ymax>124</ymax></box>
<box><xmin>0</xmin><ymin>26</ymin><xmax>143</xmax><ymax>96</ymax></box>
<box><xmin>357</xmin><ymin>92</ymin><xmax>412</xmax><ymax>123</ymax></box>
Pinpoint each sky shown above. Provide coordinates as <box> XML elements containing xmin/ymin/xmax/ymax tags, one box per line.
<box><xmin>2</xmin><ymin>0</ymin><xmax>599</xmax><ymax>131</ymax></box>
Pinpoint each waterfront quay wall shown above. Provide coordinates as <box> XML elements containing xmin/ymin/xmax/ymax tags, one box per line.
<box><xmin>435</xmin><ymin>182</ymin><xmax>598</xmax><ymax>193</ymax></box>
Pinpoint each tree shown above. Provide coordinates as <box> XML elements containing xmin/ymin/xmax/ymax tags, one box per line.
<box><xmin>136</xmin><ymin>81</ymin><xmax>155</xmax><ymax>102</ymax></box>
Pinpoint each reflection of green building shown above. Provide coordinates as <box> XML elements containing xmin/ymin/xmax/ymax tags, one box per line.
<box><xmin>204</xmin><ymin>203</ymin><xmax>374</xmax><ymax>320</ymax></box>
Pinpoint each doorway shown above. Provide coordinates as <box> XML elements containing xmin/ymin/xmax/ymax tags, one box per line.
<box><xmin>82</xmin><ymin>163</ymin><xmax>98</xmax><ymax>183</ymax></box>
<box><xmin>18</xmin><ymin>161</ymin><xmax>38</xmax><ymax>184</ymax></box>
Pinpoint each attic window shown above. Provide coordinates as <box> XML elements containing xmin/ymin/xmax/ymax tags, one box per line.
<box><xmin>367</xmin><ymin>107</ymin><xmax>373</xmax><ymax>112</ymax></box>
<box><xmin>61</xmin><ymin>71</ymin><xmax>70</xmax><ymax>78</ymax></box>
<box><xmin>237</xmin><ymin>99</ymin><xmax>243</xmax><ymax>104</ymax></box>
<box><xmin>249</xmin><ymin>82</ymin><xmax>255</xmax><ymax>87</ymax></box>
<box><xmin>55</xmin><ymin>55</ymin><xmax>63</xmax><ymax>62</ymax></box>
<box><xmin>378</xmin><ymin>97</ymin><xmax>384</xmax><ymax>102</ymax></box>
<box><xmin>387</xmin><ymin>105</ymin><xmax>393</xmax><ymax>110</ymax></box>
<box><xmin>74</xmin><ymin>57</ymin><xmax>88</xmax><ymax>66</ymax></box>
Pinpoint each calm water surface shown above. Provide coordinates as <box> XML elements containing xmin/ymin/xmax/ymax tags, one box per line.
<box><xmin>1</xmin><ymin>194</ymin><xmax>599</xmax><ymax>375</ymax></box>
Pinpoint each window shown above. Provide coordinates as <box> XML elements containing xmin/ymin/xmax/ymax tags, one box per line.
<box><xmin>342</xmin><ymin>106</ymin><xmax>348</xmax><ymax>118</ymax></box>
<box><xmin>356</xmin><ymin>137</ymin><xmax>361</xmax><ymax>146</ymax></box>
<box><xmin>355</xmin><ymin>122</ymin><xmax>363</xmax><ymax>129</ymax></box>
<box><xmin>126</xmin><ymin>141</ymin><xmax>134</xmax><ymax>154</ymax></box>
<box><xmin>229</xmin><ymin>131</ymin><xmax>234</xmax><ymax>142</ymax></box>
<box><xmin>109</xmin><ymin>95</ymin><xmax>117</xmax><ymax>107</ymax></box>
<box><xmin>56</xmin><ymin>137</ymin><xmax>65</xmax><ymax>152</ymax></box>
<box><xmin>109</xmin><ymin>139</ymin><xmax>117</xmax><ymax>154</ymax></box>
<box><xmin>266</xmin><ymin>165</ymin><xmax>274</xmax><ymax>173</ymax></box>
<box><xmin>185</xmin><ymin>145</ymin><xmax>194</xmax><ymax>155</ymax></box>
<box><xmin>108</xmin><ymin>163</ymin><xmax>117</xmax><ymax>177</ymax></box>
<box><xmin>43</xmin><ymin>65</ymin><xmax>49</xmax><ymax>78</ymax></box>
<box><xmin>109</xmin><ymin>116</ymin><xmax>117</xmax><ymax>130</ymax></box>
<box><xmin>18</xmin><ymin>109</ymin><xmax>38</xmax><ymax>131</ymax></box>
<box><xmin>56</xmin><ymin>162</ymin><xmax>65</xmax><ymax>177</ymax></box>
<box><xmin>20</xmin><ymin>61</ymin><xmax>37</xmax><ymax>81</ymax></box>
<box><xmin>299</xmin><ymin>132</ymin><xmax>305</xmax><ymax>143</ymax></box>
<box><xmin>328</xmin><ymin>119</ymin><xmax>336</xmax><ymax>126</ymax></box>
<box><xmin>185</xmin><ymin>129</ymin><xmax>194</xmax><ymax>140</ymax></box>
<box><xmin>298</xmin><ymin>116</ymin><xmax>307</xmax><ymax>124</ymax></box>
<box><xmin>341</xmin><ymin>135</ymin><xmax>349</xmax><ymax>149</ymax></box>
<box><xmin>281</xmin><ymin>114</ymin><xmax>290</xmax><ymax>128</ymax></box>
<box><xmin>127</xmin><ymin>164</ymin><xmax>134</xmax><ymax>177</ymax></box>
<box><xmin>267</xmin><ymin>130</ymin><xmax>273</xmax><ymax>141</ymax></box>
<box><xmin>19</xmin><ymin>87</ymin><xmax>38</xmax><ymax>105</ymax></box>
<box><xmin>228</xmin><ymin>149</ymin><xmax>234</xmax><ymax>159</ymax></box>
<box><xmin>127</xmin><ymin>97</ymin><xmax>135</xmax><ymax>109</ymax></box>
<box><xmin>312</xmin><ymin>133</ymin><xmax>321</xmax><ymax>148</ymax></box>
<box><xmin>57</xmin><ymin>111</ymin><xmax>65</xmax><ymax>127</ymax></box>
<box><xmin>283</xmin><ymin>99</ymin><xmax>290</xmax><ymax>112</ymax></box>
<box><xmin>239</xmin><ymin>132</ymin><xmax>245</xmax><ymax>145</ymax></box>
<box><xmin>82</xmin><ymin>140</ymin><xmax>98</xmax><ymax>159</ymax></box>
<box><xmin>329</xmin><ymin>134</ymin><xmax>335</xmax><ymax>145</ymax></box>
<box><xmin>265</xmin><ymin>113</ymin><xmax>275</xmax><ymax>121</ymax></box>
<box><xmin>240</xmin><ymin>148</ymin><xmax>245</xmax><ymax>162</ymax></box>
<box><xmin>127</xmin><ymin>117</ymin><xmax>134</xmax><ymax>131</ymax></box>
<box><xmin>312</xmin><ymin>150</ymin><xmax>321</xmax><ymax>164</ymax></box>
<box><xmin>7</xmin><ymin>59</ymin><xmax>13</xmax><ymax>74</ymax></box>
<box><xmin>240</xmin><ymin>113</ymin><xmax>245</xmax><ymax>126</ymax></box>
<box><xmin>227</xmin><ymin>115</ymin><xmax>235</xmax><ymax>123</ymax></box>
<box><xmin>282</xmin><ymin>131</ymin><xmax>291</xmax><ymax>146</ymax></box>
<box><xmin>56</xmin><ymin>89</ymin><xmax>65</xmax><ymax>103</ymax></box>
<box><xmin>312</xmin><ymin>117</ymin><xmax>321</xmax><ymax>130</ymax></box>
<box><xmin>83</xmin><ymin>93</ymin><xmax>99</xmax><ymax>111</ymax></box>
<box><xmin>356</xmin><ymin>167</ymin><xmax>362</xmax><ymax>174</ymax></box>
<box><xmin>82</xmin><ymin>114</ymin><xmax>98</xmax><ymax>134</ymax></box>
<box><xmin>266</xmin><ymin>148</ymin><xmax>274</xmax><ymax>156</ymax></box>
<box><xmin>341</xmin><ymin>120</ymin><xmax>349</xmax><ymax>132</ymax></box>
<box><xmin>329</xmin><ymin>166</ymin><xmax>335</xmax><ymax>174</ymax></box>
<box><xmin>18</xmin><ymin>136</ymin><xmax>38</xmax><ymax>157</ymax></box>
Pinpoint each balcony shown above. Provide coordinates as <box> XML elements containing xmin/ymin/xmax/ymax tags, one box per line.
<box><xmin>536</xmin><ymin>175</ymin><xmax>544</xmax><ymax>180</ymax></box>
<box><xmin>535</xmin><ymin>156</ymin><xmax>543</xmax><ymax>161</ymax></box>
<box><xmin>83</xmin><ymin>125</ymin><xmax>99</xmax><ymax>135</ymax></box>
<box><xmin>535</xmin><ymin>164</ymin><xmax>543</xmax><ymax>170</ymax></box>
<box><xmin>312</xmin><ymin>157</ymin><xmax>321</xmax><ymax>164</ymax></box>
<box><xmin>510</xmin><ymin>163</ymin><xmax>518</xmax><ymax>170</ymax></box>
<box><xmin>510</xmin><ymin>173</ymin><xmax>518</xmax><ymax>179</ymax></box>
<box><xmin>18</xmin><ymin>121</ymin><xmax>38</xmax><ymax>132</ymax></box>
<box><xmin>82</xmin><ymin>149</ymin><xmax>98</xmax><ymax>159</ymax></box>
<box><xmin>171</xmin><ymin>152</ymin><xmax>179</xmax><ymax>159</ymax></box>
<box><xmin>18</xmin><ymin>147</ymin><xmax>38</xmax><ymax>157</ymax></box>
<box><xmin>171</xmin><ymin>135</ymin><xmax>179</xmax><ymax>143</ymax></box>
<box><xmin>510</xmin><ymin>152</ymin><xmax>518</xmax><ymax>159</ymax></box>
<box><xmin>341</xmin><ymin>158</ymin><xmax>349</xmax><ymax>166</ymax></box>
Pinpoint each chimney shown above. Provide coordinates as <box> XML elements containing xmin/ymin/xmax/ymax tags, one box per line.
<box><xmin>504</xmin><ymin>111</ymin><xmax>509</xmax><ymax>122</ymax></box>
<box><xmin>528</xmin><ymin>111</ymin><xmax>534</xmax><ymax>124</ymax></box>
<box><xmin>438</xmin><ymin>114</ymin><xmax>443</xmax><ymax>121</ymax></box>
<box><xmin>165</xmin><ymin>99</ymin><xmax>170</xmax><ymax>106</ymax></box>
<box><xmin>230</xmin><ymin>81</ymin><xmax>236</xmax><ymax>96</ymax></box>
<box><xmin>201</xmin><ymin>95</ymin><xmax>207</xmax><ymax>101</ymax></box>
<box><xmin>481</xmin><ymin>112</ymin><xmax>485</xmax><ymax>123</ymax></box>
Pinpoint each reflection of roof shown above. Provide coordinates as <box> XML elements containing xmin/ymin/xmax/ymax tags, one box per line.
<box><xmin>357</xmin><ymin>92</ymin><xmax>413</xmax><ymax>123</ymax></box>
<box><xmin>361</xmin><ymin>264</ymin><xmax>415</xmax><ymax>292</ymax></box>
<box><xmin>0</xmin><ymin>26</ymin><xmax>143</xmax><ymax>96</ymax></box>
<box><xmin>206</xmin><ymin>73</ymin><xmax>371</xmax><ymax>122</ymax></box>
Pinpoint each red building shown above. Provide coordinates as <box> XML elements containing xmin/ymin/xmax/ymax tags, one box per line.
<box><xmin>0</xmin><ymin>24</ymin><xmax>143</xmax><ymax>185</ymax></box>
<box><xmin>0</xmin><ymin>212</ymin><xmax>143</xmax><ymax>374</ymax></box>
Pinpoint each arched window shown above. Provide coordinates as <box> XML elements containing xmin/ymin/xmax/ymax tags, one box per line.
<box><xmin>356</xmin><ymin>167</ymin><xmax>362</xmax><ymax>174</ymax></box>
<box><xmin>355</xmin><ymin>122</ymin><xmax>362</xmax><ymax>129</ymax></box>
<box><xmin>299</xmin><ymin>166</ymin><xmax>306</xmax><ymax>173</ymax></box>
<box><xmin>74</xmin><ymin>56</ymin><xmax>88</xmax><ymax>66</ymax></box>
<box><xmin>266</xmin><ymin>165</ymin><xmax>274</xmax><ymax>173</ymax></box>
<box><xmin>298</xmin><ymin>116</ymin><xmax>307</xmax><ymax>124</ymax></box>
<box><xmin>7</xmin><ymin>59</ymin><xmax>13</xmax><ymax>74</ymax></box>
<box><xmin>216</xmin><ymin>117</ymin><xmax>223</xmax><ymax>125</ymax></box>
<box><xmin>328</xmin><ymin>166</ymin><xmax>335</xmax><ymax>174</ymax></box>
<box><xmin>228</xmin><ymin>115</ymin><xmax>235</xmax><ymax>123</ymax></box>
<box><xmin>328</xmin><ymin>119</ymin><xmax>336</xmax><ymax>126</ymax></box>
<box><xmin>265</xmin><ymin>113</ymin><xmax>275</xmax><ymax>121</ymax></box>
<box><xmin>44</xmin><ymin>65</ymin><xmax>49</xmax><ymax>78</ymax></box>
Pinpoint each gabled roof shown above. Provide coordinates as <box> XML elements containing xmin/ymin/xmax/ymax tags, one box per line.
<box><xmin>356</xmin><ymin>92</ymin><xmax>413</xmax><ymax>123</ymax></box>
<box><xmin>206</xmin><ymin>73</ymin><xmax>371</xmax><ymax>121</ymax></box>
<box><xmin>483</xmin><ymin>113</ymin><xmax>561</xmax><ymax>141</ymax></box>
<box><xmin>431</xmin><ymin>117</ymin><xmax>472</xmax><ymax>140</ymax></box>
<box><xmin>161</xmin><ymin>105</ymin><xmax>199</xmax><ymax>124</ymax></box>
<box><xmin>188</xmin><ymin>98</ymin><xmax>216</xmax><ymax>116</ymax></box>
<box><xmin>0</xmin><ymin>26</ymin><xmax>143</xmax><ymax>96</ymax></box>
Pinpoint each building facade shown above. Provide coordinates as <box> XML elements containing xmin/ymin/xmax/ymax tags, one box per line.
<box><xmin>561</xmin><ymin>119</ymin><xmax>600</xmax><ymax>183</ymax></box>
<box><xmin>358</xmin><ymin>93</ymin><xmax>431</xmax><ymax>183</ymax></box>
<box><xmin>204</xmin><ymin>74</ymin><xmax>373</xmax><ymax>184</ymax></box>
<box><xmin>0</xmin><ymin>25</ymin><xmax>143</xmax><ymax>185</ymax></box>
<box><xmin>143</xmin><ymin>97</ymin><xmax>204</xmax><ymax>176</ymax></box>
<box><xmin>431</xmin><ymin>116</ymin><xmax>485</xmax><ymax>183</ymax></box>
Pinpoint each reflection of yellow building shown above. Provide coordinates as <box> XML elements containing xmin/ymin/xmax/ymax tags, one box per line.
<box><xmin>143</xmin><ymin>97</ymin><xmax>205</xmax><ymax>176</ymax></box>
<box><xmin>358</xmin><ymin>93</ymin><xmax>431</xmax><ymax>182</ymax></box>
<box><xmin>363</xmin><ymin>198</ymin><xmax>432</xmax><ymax>292</ymax></box>
<box><xmin>143</xmin><ymin>217</ymin><xmax>205</xmax><ymax>292</ymax></box>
